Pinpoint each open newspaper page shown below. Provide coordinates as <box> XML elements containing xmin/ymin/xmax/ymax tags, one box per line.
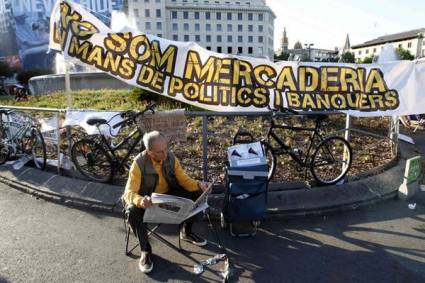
<box><xmin>143</xmin><ymin>184</ymin><xmax>213</xmax><ymax>224</ymax></box>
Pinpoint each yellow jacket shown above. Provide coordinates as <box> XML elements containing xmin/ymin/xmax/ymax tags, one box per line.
<box><xmin>123</xmin><ymin>156</ymin><xmax>199</xmax><ymax>208</ymax></box>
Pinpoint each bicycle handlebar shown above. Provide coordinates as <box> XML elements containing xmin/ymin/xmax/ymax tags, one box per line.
<box><xmin>112</xmin><ymin>102</ymin><xmax>156</xmax><ymax>129</ymax></box>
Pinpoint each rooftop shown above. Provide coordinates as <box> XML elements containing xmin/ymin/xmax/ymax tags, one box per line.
<box><xmin>352</xmin><ymin>28</ymin><xmax>425</xmax><ymax>49</ymax></box>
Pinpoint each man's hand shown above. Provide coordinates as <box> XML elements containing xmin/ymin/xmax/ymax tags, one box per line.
<box><xmin>138</xmin><ymin>196</ymin><xmax>152</xmax><ymax>209</ymax></box>
<box><xmin>198</xmin><ymin>181</ymin><xmax>210</xmax><ymax>192</ymax></box>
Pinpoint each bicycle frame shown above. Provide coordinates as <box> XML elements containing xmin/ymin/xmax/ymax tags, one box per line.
<box><xmin>97</xmin><ymin>126</ymin><xmax>143</xmax><ymax>171</ymax></box>
<box><xmin>0</xmin><ymin>120</ymin><xmax>33</xmax><ymax>155</ymax></box>
<box><xmin>265</xmin><ymin>115</ymin><xmax>325</xmax><ymax>167</ymax></box>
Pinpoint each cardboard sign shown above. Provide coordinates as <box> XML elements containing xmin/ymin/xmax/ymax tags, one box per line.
<box><xmin>139</xmin><ymin>109</ymin><xmax>186</xmax><ymax>142</ymax></box>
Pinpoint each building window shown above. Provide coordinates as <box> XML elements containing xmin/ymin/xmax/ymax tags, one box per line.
<box><xmin>238</xmin><ymin>35</ymin><xmax>242</xmax><ymax>42</ymax></box>
<box><xmin>423</xmin><ymin>41</ymin><xmax>425</xmax><ymax>46</ymax></box>
<box><xmin>173</xmin><ymin>35</ymin><xmax>178</xmax><ymax>41</ymax></box>
<box><xmin>157</xmin><ymin>34</ymin><xmax>162</xmax><ymax>37</ymax></box>
<box><xmin>195</xmin><ymin>35</ymin><xmax>200</xmax><ymax>41</ymax></box>
<box><xmin>183</xmin><ymin>11</ymin><xmax>188</xmax><ymax>19</ymax></box>
<box><xmin>258</xmin><ymin>36</ymin><xmax>263</xmax><ymax>43</ymax></box>
<box><xmin>248</xmin><ymin>13</ymin><xmax>253</xmax><ymax>21</ymax></box>
<box><xmin>422</xmin><ymin>49</ymin><xmax>425</xmax><ymax>56</ymax></box>
<box><xmin>359</xmin><ymin>50</ymin><xmax>362</xmax><ymax>55</ymax></box>
<box><xmin>258</xmin><ymin>25</ymin><xmax>263</xmax><ymax>32</ymax></box>
<box><xmin>184</xmin><ymin>23</ymin><xmax>189</xmax><ymax>31</ymax></box>
<box><xmin>408</xmin><ymin>42</ymin><xmax>412</xmax><ymax>48</ymax></box>
<box><xmin>398</xmin><ymin>43</ymin><xmax>402</xmax><ymax>48</ymax></box>
<box><xmin>227</xmin><ymin>35</ymin><xmax>232</xmax><ymax>42</ymax></box>
<box><xmin>228</xmin><ymin>46</ymin><xmax>232</xmax><ymax>53</ymax></box>
<box><xmin>258</xmin><ymin>47</ymin><xmax>263</xmax><ymax>55</ymax></box>
<box><xmin>238</xmin><ymin>47</ymin><xmax>243</xmax><ymax>54</ymax></box>
<box><xmin>217</xmin><ymin>46</ymin><xmax>222</xmax><ymax>53</ymax></box>
<box><xmin>172</xmin><ymin>23</ymin><xmax>178</xmax><ymax>31</ymax></box>
<box><xmin>238</xmin><ymin>24</ymin><xmax>242</xmax><ymax>32</ymax></box>
<box><xmin>365</xmin><ymin>49</ymin><xmax>369</xmax><ymax>54</ymax></box>
<box><xmin>134</xmin><ymin>8</ymin><xmax>139</xmax><ymax>17</ymax></box>
<box><xmin>206</xmin><ymin>46</ymin><xmax>211</xmax><ymax>50</ymax></box>
<box><xmin>216</xmin><ymin>12</ymin><xmax>221</xmax><ymax>20</ymax></box>
<box><xmin>217</xmin><ymin>24</ymin><xmax>222</xmax><ymax>31</ymax></box>
<box><xmin>206</xmin><ymin>35</ymin><xmax>211</xmax><ymax>42</ymax></box>
<box><xmin>238</xmin><ymin>13</ymin><xmax>242</xmax><ymax>20</ymax></box>
<box><xmin>227</xmin><ymin>13</ymin><xmax>232</xmax><ymax>20</ymax></box>
<box><xmin>248</xmin><ymin>36</ymin><xmax>253</xmax><ymax>43</ymax></box>
<box><xmin>145</xmin><ymin>22</ymin><xmax>151</xmax><ymax>30</ymax></box>
<box><xmin>248</xmin><ymin>25</ymin><xmax>253</xmax><ymax>32</ymax></box>
<box><xmin>195</xmin><ymin>12</ymin><xmax>199</xmax><ymax>19</ymax></box>
<box><xmin>248</xmin><ymin>46</ymin><xmax>253</xmax><ymax>54</ymax></box>
<box><xmin>258</xmin><ymin>13</ymin><xmax>263</xmax><ymax>21</ymax></box>
<box><xmin>195</xmin><ymin>23</ymin><xmax>200</xmax><ymax>31</ymax></box>
<box><xmin>144</xmin><ymin>0</ymin><xmax>149</xmax><ymax>2</ymax></box>
<box><xmin>172</xmin><ymin>11</ymin><xmax>177</xmax><ymax>19</ymax></box>
<box><xmin>184</xmin><ymin>35</ymin><xmax>189</xmax><ymax>41</ymax></box>
<box><xmin>227</xmin><ymin>24</ymin><xmax>232</xmax><ymax>32</ymax></box>
<box><xmin>156</xmin><ymin>22</ymin><xmax>162</xmax><ymax>30</ymax></box>
<box><xmin>156</xmin><ymin>0</ymin><xmax>160</xmax><ymax>2</ymax></box>
<box><xmin>217</xmin><ymin>35</ymin><xmax>222</xmax><ymax>42</ymax></box>
<box><xmin>373</xmin><ymin>48</ymin><xmax>376</xmax><ymax>53</ymax></box>
<box><xmin>156</xmin><ymin>9</ymin><xmax>161</xmax><ymax>17</ymax></box>
<box><xmin>206</xmin><ymin>23</ymin><xmax>211</xmax><ymax>31</ymax></box>
<box><xmin>145</xmin><ymin>9</ymin><xmax>150</xmax><ymax>17</ymax></box>
<box><xmin>206</xmin><ymin>12</ymin><xmax>211</xmax><ymax>20</ymax></box>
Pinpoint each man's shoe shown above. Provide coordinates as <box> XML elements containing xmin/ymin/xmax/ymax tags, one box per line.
<box><xmin>139</xmin><ymin>251</ymin><xmax>153</xmax><ymax>273</ymax></box>
<box><xmin>180</xmin><ymin>231</ymin><xmax>207</xmax><ymax>246</ymax></box>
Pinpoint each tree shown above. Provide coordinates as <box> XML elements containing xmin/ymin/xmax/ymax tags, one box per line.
<box><xmin>274</xmin><ymin>50</ymin><xmax>290</xmax><ymax>61</ymax></box>
<box><xmin>396</xmin><ymin>47</ymin><xmax>414</xmax><ymax>60</ymax></box>
<box><xmin>16</xmin><ymin>68</ymin><xmax>52</xmax><ymax>85</ymax></box>
<box><xmin>361</xmin><ymin>55</ymin><xmax>378</xmax><ymax>64</ymax></box>
<box><xmin>340</xmin><ymin>52</ymin><xmax>355</xmax><ymax>63</ymax></box>
<box><xmin>0</xmin><ymin>61</ymin><xmax>13</xmax><ymax>78</ymax></box>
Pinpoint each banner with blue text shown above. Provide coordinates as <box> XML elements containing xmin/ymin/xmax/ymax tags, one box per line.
<box><xmin>49</xmin><ymin>0</ymin><xmax>425</xmax><ymax>116</ymax></box>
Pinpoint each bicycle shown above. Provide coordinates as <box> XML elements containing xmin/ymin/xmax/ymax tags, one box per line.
<box><xmin>234</xmin><ymin>107</ymin><xmax>352</xmax><ymax>185</ymax></box>
<box><xmin>70</xmin><ymin>103</ymin><xmax>156</xmax><ymax>183</ymax></box>
<box><xmin>0</xmin><ymin>109</ymin><xmax>47</xmax><ymax>169</ymax></box>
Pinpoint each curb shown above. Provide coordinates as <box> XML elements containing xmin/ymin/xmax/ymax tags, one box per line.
<box><xmin>0</xmin><ymin>143</ymin><xmax>409</xmax><ymax>220</ymax></box>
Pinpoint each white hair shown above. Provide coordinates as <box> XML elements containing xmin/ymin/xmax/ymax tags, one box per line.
<box><xmin>143</xmin><ymin>131</ymin><xmax>166</xmax><ymax>150</ymax></box>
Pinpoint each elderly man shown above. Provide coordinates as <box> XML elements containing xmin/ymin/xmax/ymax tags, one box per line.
<box><xmin>123</xmin><ymin>131</ymin><xmax>209</xmax><ymax>274</ymax></box>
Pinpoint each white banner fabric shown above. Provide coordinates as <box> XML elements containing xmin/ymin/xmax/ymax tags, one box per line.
<box><xmin>49</xmin><ymin>1</ymin><xmax>425</xmax><ymax>117</ymax></box>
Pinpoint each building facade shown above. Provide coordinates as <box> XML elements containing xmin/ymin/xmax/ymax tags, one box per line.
<box><xmin>127</xmin><ymin>0</ymin><xmax>275</xmax><ymax>59</ymax></box>
<box><xmin>351</xmin><ymin>28</ymin><xmax>425</xmax><ymax>61</ymax></box>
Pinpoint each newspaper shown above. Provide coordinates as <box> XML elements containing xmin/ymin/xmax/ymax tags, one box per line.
<box><xmin>143</xmin><ymin>183</ymin><xmax>213</xmax><ymax>224</ymax></box>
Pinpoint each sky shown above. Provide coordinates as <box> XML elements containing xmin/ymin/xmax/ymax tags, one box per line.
<box><xmin>266</xmin><ymin>0</ymin><xmax>425</xmax><ymax>51</ymax></box>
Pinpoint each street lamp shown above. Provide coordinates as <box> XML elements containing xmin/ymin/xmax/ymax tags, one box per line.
<box><xmin>304</xmin><ymin>43</ymin><xmax>314</xmax><ymax>61</ymax></box>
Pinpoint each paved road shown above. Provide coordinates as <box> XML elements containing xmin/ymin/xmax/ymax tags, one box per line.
<box><xmin>1</xmin><ymin>182</ymin><xmax>425</xmax><ymax>283</ymax></box>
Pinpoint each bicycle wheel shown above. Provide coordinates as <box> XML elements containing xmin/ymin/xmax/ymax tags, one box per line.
<box><xmin>0</xmin><ymin>127</ymin><xmax>10</xmax><ymax>164</ymax></box>
<box><xmin>310</xmin><ymin>136</ymin><xmax>352</xmax><ymax>185</ymax></box>
<box><xmin>263</xmin><ymin>142</ymin><xmax>276</xmax><ymax>181</ymax></box>
<box><xmin>71</xmin><ymin>139</ymin><xmax>113</xmax><ymax>183</ymax></box>
<box><xmin>21</xmin><ymin>127</ymin><xmax>47</xmax><ymax>170</ymax></box>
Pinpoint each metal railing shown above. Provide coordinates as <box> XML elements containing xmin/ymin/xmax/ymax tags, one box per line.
<box><xmin>0</xmin><ymin>105</ymin><xmax>399</xmax><ymax>182</ymax></box>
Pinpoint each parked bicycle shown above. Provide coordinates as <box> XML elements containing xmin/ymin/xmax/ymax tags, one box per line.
<box><xmin>0</xmin><ymin>109</ymin><xmax>47</xmax><ymax>169</ymax></box>
<box><xmin>70</xmin><ymin>103</ymin><xmax>156</xmax><ymax>183</ymax></box>
<box><xmin>234</xmin><ymin>107</ymin><xmax>352</xmax><ymax>185</ymax></box>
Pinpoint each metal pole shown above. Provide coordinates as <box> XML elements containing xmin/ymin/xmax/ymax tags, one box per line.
<box><xmin>202</xmin><ymin>115</ymin><xmax>208</xmax><ymax>182</ymax></box>
<box><xmin>391</xmin><ymin>115</ymin><xmax>399</xmax><ymax>157</ymax></box>
<box><xmin>64</xmin><ymin>61</ymin><xmax>73</xmax><ymax>158</ymax></box>
<box><xmin>56</xmin><ymin>112</ymin><xmax>61</xmax><ymax>174</ymax></box>
<box><xmin>65</xmin><ymin>61</ymin><xmax>72</xmax><ymax>107</ymax></box>
<box><xmin>342</xmin><ymin>114</ymin><xmax>351</xmax><ymax>174</ymax></box>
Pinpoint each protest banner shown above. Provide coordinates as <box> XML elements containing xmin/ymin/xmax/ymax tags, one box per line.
<box><xmin>49</xmin><ymin>1</ymin><xmax>425</xmax><ymax>116</ymax></box>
